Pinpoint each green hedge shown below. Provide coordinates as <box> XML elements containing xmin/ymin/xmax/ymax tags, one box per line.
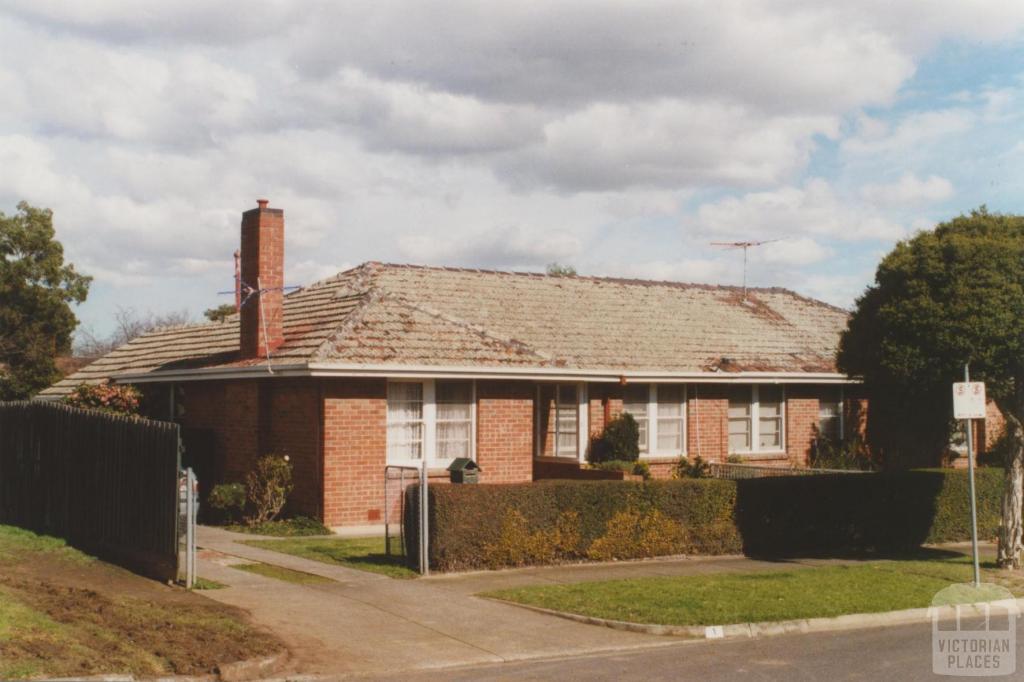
<box><xmin>405</xmin><ymin>469</ymin><xmax>1005</xmax><ymax>572</ymax></box>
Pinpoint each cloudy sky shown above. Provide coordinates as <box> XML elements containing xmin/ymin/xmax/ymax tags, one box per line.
<box><xmin>2</xmin><ymin>1</ymin><xmax>1024</xmax><ymax>337</ymax></box>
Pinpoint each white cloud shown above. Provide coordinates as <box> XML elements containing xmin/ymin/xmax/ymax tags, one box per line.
<box><xmin>0</xmin><ymin>2</ymin><xmax>1023</xmax><ymax>333</ymax></box>
<box><xmin>841</xmin><ymin>108</ymin><xmax>975</xmax><ymax>156</ymax></box>
<box><xmin>691</xmin><ymin>179</ymin><xmax>906</xmax><ymax>242</ymax></box>
<box><xmin>500</xmin><ymin>101</ymin><xmax>839</xmax><ymax>191</ymax></box>
<box><xmin>861</xmin><ymin>173</ymin><xmax>954</xmax><ymax>206</ymax></box>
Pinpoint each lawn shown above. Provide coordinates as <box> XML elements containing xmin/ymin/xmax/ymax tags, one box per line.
<box><xmin>231</xmin><ymin>561</ymin><xmax>334</xmax><ymax>584</ymax></box>
<box><xmin>484</xmin><ymin>557</ymin><xmax>1024</xmax><ymax>627</ymax></box>
<box><xmin>0</xmin><ymin>524</ymin><xmax>282</xmax><ymax>679</ymax></box>
<box><xmin>243</xmin><ymin>536</ymin><xmax>418</xmax><ymax>579</ymax></box>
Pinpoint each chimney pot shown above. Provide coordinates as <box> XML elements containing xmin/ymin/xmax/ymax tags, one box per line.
<box><xmin>256</xmin><ymin>198</ymin><xmax>269</xmax><ymax>209</ymax></box>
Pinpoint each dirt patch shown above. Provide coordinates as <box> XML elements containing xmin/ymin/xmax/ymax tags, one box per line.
<box><xmin>0</xmin><ymin>527</ymin><xmax>285</xmax><ymax>679</ymax></box>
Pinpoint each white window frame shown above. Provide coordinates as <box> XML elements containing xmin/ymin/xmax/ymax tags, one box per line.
<box><xmin>624</xmin><ymin>384</ymin><xmax>688</xmax><ymax>459</ymax></box>
<box><xmin>534</xmin><ymin>382</ymin><xmax>588</xmax><ymax>462</ymax></box>
<box><xmin>817</xmin><ymin>387</ymin><xmax>845</xmax><ymax>443</ymax></box>
<box><xmin>622</xmin><ymin>383</ymin><xmax>651</xmax><ymax>454</ymax></box>
<box><xmin>386</xmin><ymin>379</ymin><xmax>476</xmax><ymax>468</ymax></box>
<box><xmin>728</xmin><ymin>385</ymin><xmax>786</xmax><ymax>457</ymax></box>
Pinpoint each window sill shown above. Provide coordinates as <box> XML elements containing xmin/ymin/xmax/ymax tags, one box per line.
<box><xmin>640</xmin><ymin>454</ymin><xmax>687</xmax><ymax>462</ymax></box>
<box><xmin>728</xmin><ymin>451</ymin><xmax>788</xmax><ymax>459</ymax></box>
<box><xmin>534</xmin><ymin>456</ymin><xmax>582</xmax><ymax>464</ymax></box>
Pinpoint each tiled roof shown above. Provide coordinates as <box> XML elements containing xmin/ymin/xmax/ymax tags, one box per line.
<box><xmin>40</xmin><ymin>262</ymin><xmax>849</xmax><ymax>397</ymax></box>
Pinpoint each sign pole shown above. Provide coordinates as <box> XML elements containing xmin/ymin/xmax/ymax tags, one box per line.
<box><xmin>419</xmin><ymin>462</ymin><xmax>429</xmax><ymax>577</ymax></box>
<box><xmin>964</xmin><ymin>363</ymin><xmax>981</xmax><ymax>588</ymax></box>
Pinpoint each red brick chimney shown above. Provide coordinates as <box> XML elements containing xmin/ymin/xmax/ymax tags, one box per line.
<box><xmin>239</xmin><ymin>199</ymin><xmax>285</xmax><ymax>360</ymax></box>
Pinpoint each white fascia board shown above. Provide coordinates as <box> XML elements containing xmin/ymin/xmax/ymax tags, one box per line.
<box><xmin>115</xmin><ymin>361</ymin><xmax>859</xmax><ymax>385</ymax></box>
<box><xmin>114</xmin><ymin>363</ymin><xmax>309</xmax><ymax>383</ymax></box>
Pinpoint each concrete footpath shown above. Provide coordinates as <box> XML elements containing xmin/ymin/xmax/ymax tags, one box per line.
<box><xmin>195</xmin><ymin>527</ymin><xmax>855</xmax><ymax>678</ymax></box>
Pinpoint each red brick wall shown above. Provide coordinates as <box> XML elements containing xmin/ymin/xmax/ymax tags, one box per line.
<box><xmin>175</xmin><ymin>379</ymin><xmax>322</xmax><ymax>516</ymax></box>
<box><xmin>178</xmin><ymin>380</ymin><xmax>260</xmax><ymax>484</ymax></box>
<box><xmin>688</xmin><ymin>384</ymin><xmax>729</xmax><ymax>464</ymax></box>
<box><xmin>163</xmin><ymin>376</ymin><xmax>871</xmax><ymax>526</ymax></box>
<box><xmin>476</xmin><ymin>381</ymin><xmax>534</xmax><ymax>484</ymax></box>
<box><xmin>785</xmin><ymin>386</ymin><xmax>819</xmax><ymax>467</ymax></box>
<box><xmin>262</xmin><ymin>381</ymin><xmax>321</xmax><ymax>517</ymax></box>
<box><xmin>322</xmin><ymin>378</ymin><xmax>387</xmax><ymax>527</ymax></box>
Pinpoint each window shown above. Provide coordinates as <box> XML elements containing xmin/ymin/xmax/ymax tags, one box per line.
<box><xmin>656</xmin><ymin>385</ymin><xmax>686</xmax><ymax>454</ymax></box>
<box><xmin>818</xmin><ymin>389</ymin><xmax>843</xmax><ymax>442</ymax></box>
<box><xmin>622</xmin><ymin>384</ymin><xmax>687</xmax><ymax>457</ymax></box>
<box><xmin>728</xmin><ymin>388</ymin><xmax>752</xmax><ymax>452</ymax></box>
<box><xmin>728</xmin><ymin>385</ymin><xmax>786</xmax><ymax>454</ymax></box>
<box><xmin>387</xmin><ymin>382</ymin><xmax>424</xmax><ymax>462</ymax></box>
<box><xmin>538</xmin><ymin>383</ymin><xmax>581</xmax><ymax>458</ymax></box>
<box><xmin>387</xmin><ymin>380</ymin><xmax>475</xmax><ymax>465</ymax></box>
<box><xmin>623</xmin><ymin>384</ymin><xmax>649</xmax><ymax>453</ymax></box>
<box><xmin>436</xmin><ymin>381</ymin><xmax>473</xmax><ymax>461</ymax></box>
<box><xmin>758</xmin><ymin>386</ymin><xmax>783</xmax><ymax>450</ymax></box>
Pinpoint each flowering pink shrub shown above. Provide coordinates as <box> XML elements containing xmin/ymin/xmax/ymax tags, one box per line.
<box><xmin>64</xmin><ymin>382</ymin><xmax>141</xmax><ymax>416</ymax></box>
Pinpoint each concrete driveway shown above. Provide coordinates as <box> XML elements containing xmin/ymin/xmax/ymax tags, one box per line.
<box><xmin>196</xmin><ymin>527</ymin><xmax>678</xmax><ymax>677</ymax></box>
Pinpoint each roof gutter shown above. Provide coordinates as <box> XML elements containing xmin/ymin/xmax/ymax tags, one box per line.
<box><xmin>113</xmin><ymin>362</ymin><xmax>858</xmax><ymax>385</ymax></box>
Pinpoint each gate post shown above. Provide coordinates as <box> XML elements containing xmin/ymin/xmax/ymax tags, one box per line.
<box><xmin>419</xmin><ymin>463</ymin><xmax>429</xmax><ymax>576</ymax></box>
<box><xmin>185</xmin><ymin>468</ymin><xmax>197</xmax><ymax>588</ymax></box>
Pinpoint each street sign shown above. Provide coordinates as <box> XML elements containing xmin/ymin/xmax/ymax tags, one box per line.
<box><xmin>956</xmin><ymin>366</ymin><xmax>984</xmax><ymax>588</ymax></box>
<box><xmin>953</xmin><ymin>381</ymin><xmax>986</xmax><ymax>419</ymax></box>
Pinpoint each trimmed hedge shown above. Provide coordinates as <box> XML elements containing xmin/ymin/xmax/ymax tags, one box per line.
<box><xmin>405</xmin><ymin>469</ymin><xmax>1004</xmax><ymax>572</ymax></box>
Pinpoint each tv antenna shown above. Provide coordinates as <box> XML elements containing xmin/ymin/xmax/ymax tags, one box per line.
<box><xmin>710</xmin><ymin>240</ymin><xmax>779</xmax><ymax>299</ymax></box>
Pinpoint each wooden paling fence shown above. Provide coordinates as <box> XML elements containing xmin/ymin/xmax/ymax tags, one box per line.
<box><xmin>0</xmin><ymin>401</ymin><xmax>181</xmax><ymax>581</ymax></box>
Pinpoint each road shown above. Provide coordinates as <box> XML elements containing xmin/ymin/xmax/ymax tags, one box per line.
<box><xmin>373</xmin><ymin>621</ymin><xmax>1021</xmax><ymax>681</ymax></box>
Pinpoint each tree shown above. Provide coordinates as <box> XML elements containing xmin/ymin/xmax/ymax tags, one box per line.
<box><xmin>204</xmin><ymin>303</ymin><xmax>236</xmax><ymax>323</ymax></box>
<box><xmin>838</xmin><ymin>208</ymin><xmax>1024</xmax><ymax>568</ymax></box>
<box><xmin>63</xmin><ymin>382</ymin><xmax>141</xmax><ymax>416</ymax></box>
<box><xmin>75</xmin><ymin>306</ymin><xmax>190</xmax><ymax>359</ymax></box>
<box><xmin>0</xmin><ymin>202</ymin><xmax>91</xmax><ymax>399</ymax></box>
<box><xmin>546</xmin><ymin>262</ymin><xmax>577</xmax><ymax>277</ymax></box>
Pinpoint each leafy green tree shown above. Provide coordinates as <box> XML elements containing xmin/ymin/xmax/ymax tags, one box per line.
<box><xmin>0</xmin><ymin>202</ymin><xmax>91</xmax><ymax>399</ymax></box>
<box><xmin>838</xmin><ymin>208</ymin><xmax>1024</xmax><ymax>568</ymax></box>
<box><xmin>204</xmin><ymin>303</ymin><xmax>237</xmax><ymax>323</ymax></box>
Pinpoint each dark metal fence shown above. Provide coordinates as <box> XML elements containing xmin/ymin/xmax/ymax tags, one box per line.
<box><xmin>708</xmin><ymin>462</ymin><xmax>867</xmax><ymax>479</ymax></box>
<box><xmin>0</xmin><ymin>401</ymin><xmax>181</xmax><ymax>581</ymax></box>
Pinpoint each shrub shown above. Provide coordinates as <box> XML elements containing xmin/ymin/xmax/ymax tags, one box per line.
<box><xmin>587</xmin><ymin>509</ymin><xmax>688</xmax><ymax>561</ymax></box>
<box><xmin>208</xmin><ymin>482</ymin><xmax>246</xmax><ymax>522</ymax></box>
<box><xmin>589</xmin><ymin>413</ymin><xmax>640</xmax><ymax>463</ymax></box>
<box><xmin>415</xmin><ymin>469</ymin><xmax>1002</xmax><ymax>572</ymax></box>
<box><xmin>482</xmin><ymin>510</ymin><xmax>581</xmax><ymax>568</ymax></box>
<box><xmin>672</xmin><ymin>455</ymin><xmax>711</xmax><ymax>478</ymax></box>
<box><xmin>229</xmin><ymin>516</ymin><xmax>331</xmax><ymax>537</ymax></box>
<box><xmin>590</xmin><ymin>459</ymin><xmax>651</xmax><ymax>479</ymax></box>
<box><xmin>414</xmin><ymin>478</ymin><xmax>740</xmax><ymax>571</ymax></box>
<box><xmin>811</xmin><ymin>435</ymin><xmax>875</xmax><ymax>471</ymax></box>
<box><xmin>978</xmin><ymin>431</ymin><xmax>1011</xmax><ymax>468</ymax></box>
<box><xmin>245</xmin><ymin>455</ymin><xmax>294</xmax><ymax>525</ymax></box>
<box><xmin>63</xmin><ymin>382</ymin><xmax>140</xmax><ymax>416</ymax></box>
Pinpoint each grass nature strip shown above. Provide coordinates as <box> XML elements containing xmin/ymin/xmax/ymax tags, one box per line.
<box><xmin>483</xmin><ymin>558</ymin><xmax>1024</xmax><ymax>627</ymax></box>
<box><xmin>0</xmin><ymin>524</ymin><xmax>281</xmax><ymax>679</ymax></box>
<box><xmin>242</xmin><ymin>536</ymin><xmax>418</xmax><ymax>579</ymax></box>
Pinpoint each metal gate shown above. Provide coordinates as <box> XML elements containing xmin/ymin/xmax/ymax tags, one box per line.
<box><xmin>384</xmin><ymin>464</ymin><xmax>429</xmax><ymax>575</ymax></box>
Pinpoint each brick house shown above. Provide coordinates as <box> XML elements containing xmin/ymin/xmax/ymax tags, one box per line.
<box><xmin>42</xmin><ymin>201</ymin><xmax>864</xmax><ymax>532</ymax></box>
